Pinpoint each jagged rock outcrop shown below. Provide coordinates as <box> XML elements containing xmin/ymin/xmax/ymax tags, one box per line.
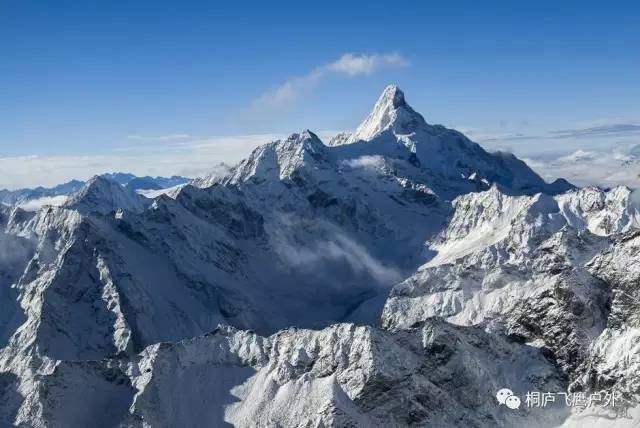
<box><xmin>7</xmin><ymin>321</ymin><xmax>569</xmax><ymax>428</ymax></box>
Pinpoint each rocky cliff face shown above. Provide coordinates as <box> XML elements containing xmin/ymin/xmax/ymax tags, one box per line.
<box><xmin>0</xmin><ymin>86</ymin><xmax>637</xmax><ymax>427</ymax></box>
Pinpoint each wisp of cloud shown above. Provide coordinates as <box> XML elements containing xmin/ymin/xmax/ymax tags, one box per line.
<box><xmin>249</xmin><ymin>52</ymin><xmax>409</xmax><ymax>112</ymax></box>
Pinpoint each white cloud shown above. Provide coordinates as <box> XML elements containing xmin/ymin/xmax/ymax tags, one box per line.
<box><xmin>326</xmin><ymin>53</ymin><xmax>408</xmax><ymax>76</ymax></box>
<box><xmin>17</xmin><ymin>195</ymin><xmax>69</xmax><ymax>211</ymax></box>
<box><xmin>250</xmin><ymin>52</ymin><xmax>409</xmax><ymax>111</ymax></box>
<box><xmin>249</xmin><ymin>69</ymin><xmax>325</xmax><ymax>110</ymax></box>
<box><xmin>272</xmin><ymin>216</ymin><xmax>402</xmax><ymax>286</ymax></box>
<box><xmin>341</xmin><ymin>155</ymin><xmax>386</xmax><ymax>170</ymax></box>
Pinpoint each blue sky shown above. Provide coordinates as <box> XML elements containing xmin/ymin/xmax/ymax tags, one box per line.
<box><xmin>1</xmin><ymin>1</ymin><xmax>639</xmax><ymax>188</ymax></box>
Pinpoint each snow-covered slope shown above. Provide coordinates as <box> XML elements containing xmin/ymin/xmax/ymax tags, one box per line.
<box><xmin>64</xmin><ymin>175</ymin><xmax>148</xmax><ymax>215</ymax></box>
<box><xmin>0</xmin><ymin>85</ymin><xmax>638</xmax><ymax>427</ymax></box>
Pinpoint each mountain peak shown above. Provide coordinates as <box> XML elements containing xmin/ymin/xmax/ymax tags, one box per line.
<box><xmin>289</xmin><ymin>129</ymin><xmax>320</xmax><ymax>143</ymax></box>
<box><xmin>281</xmin><ymin>130</ymin><xmax>325</xmax><ymax>153</ymax></box>
<box><xmin>379</xmin><ymin>84</ymin><xmax>406</xmax><ymax>108</ymax></box>
<box><xmin>65</xmin><ymin>175</ymin><xmax>146</xmax><ymax>214</ymax></box>
<box><xmin>347</xmin><ymin>85</ymin><xmax>427</xmax><ymax>143</ymax></box>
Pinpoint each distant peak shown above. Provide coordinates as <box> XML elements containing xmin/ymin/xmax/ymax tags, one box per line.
<box><xmin>85</xmin><ymin>174</ymin><xmax>115</xmax><ymax>188</ymax></box>
<box><xmin>287</xmin><ymin>130</ymin><xmax>328</xmax><ymax>150</ymax></box>
<box><xmin>347</xmin><ymin>85</ymin><xmax>426</xmax><ymax>144</ymax></box>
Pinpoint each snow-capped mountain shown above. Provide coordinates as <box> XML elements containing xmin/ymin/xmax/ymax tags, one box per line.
<box><xmin>1</xmin><ymin>86</ymin><xmax>639</xmax><ymax>427</ymax></box>
<box><xmin>327</xmin><ymin>85</ymin><xmax>574</xmax><ymax>197</ymax></box>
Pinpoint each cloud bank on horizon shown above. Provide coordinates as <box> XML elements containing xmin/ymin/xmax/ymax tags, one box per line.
<box><xmin>2</xmin><ymin>122</ymin><xmax>640</xmax><ymax>191</ymax></box>
<box><xmin>0</xmin><ymin>134</ymin><xmax>277</xmax><ymax>190</ymax></box>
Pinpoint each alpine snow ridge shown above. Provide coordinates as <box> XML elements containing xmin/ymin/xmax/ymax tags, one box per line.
<box><xmin>1</xmin><ymin>85</ymin><xmax>639</xmax><ymax>427</ymax></box>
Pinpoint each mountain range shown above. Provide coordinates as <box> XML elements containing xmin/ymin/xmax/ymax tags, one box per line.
<box><xmin>0</xmin><ymin>86</ymin><xmax>638</xmax><ymax>427</ymax></box>
<box><xmin>0</xmin><ymin>174</ymin><xmax>190</xmax><ymax>208</ymax></box>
